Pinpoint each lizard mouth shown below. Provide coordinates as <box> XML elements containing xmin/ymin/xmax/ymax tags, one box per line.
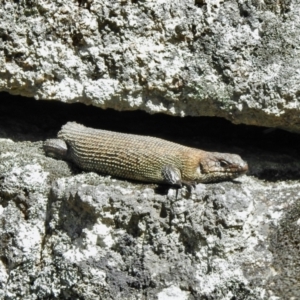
<box><xmin>197</xmin><ymin>155</ymin><xmax>249</xmax><ymax>182</ymax></box>
<box><xmin>217</xmin><ymin>161</ymin><xmax>249</xmax><ymax>179</ymax></box>
<box><xmin>227</xmin><ymin>161</ymin><xmax>248</xmax><ymax>175</ymax></box>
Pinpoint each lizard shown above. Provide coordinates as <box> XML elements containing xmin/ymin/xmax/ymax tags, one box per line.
<box><xmin>43</xmin><ymin>122</ymin><xmax>248</xmax><ymax>188</ymax></box>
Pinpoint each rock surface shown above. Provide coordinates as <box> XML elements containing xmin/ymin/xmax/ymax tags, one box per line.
<box><xmin>1</xmin><ymin>0</ymin><xmax>300</xmax><ymax>132</ymax></box>
<box><xmin>1</xmin><ymin>94</ymin><xmax>300</xmax><ymax>299</ymax></box>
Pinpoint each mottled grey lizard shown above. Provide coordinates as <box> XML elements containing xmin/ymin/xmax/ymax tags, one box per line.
<box><xmin>44</xmin><ymin>122</ymin><xmax>248</xmax><ymax>187</ymax></box>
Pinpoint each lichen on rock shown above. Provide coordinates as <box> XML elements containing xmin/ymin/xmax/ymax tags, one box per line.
<box><xmin>1</xmin><ymin>0</ymin><xmax>300</xmax><ymax>131</ymax></box>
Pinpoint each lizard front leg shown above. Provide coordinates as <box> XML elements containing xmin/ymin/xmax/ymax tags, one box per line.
<box><xmin>161</xmin><ymin>165</ymin><xmax>196</xmax><ymax>189</ymax></box>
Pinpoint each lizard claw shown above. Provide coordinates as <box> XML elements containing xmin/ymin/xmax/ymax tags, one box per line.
<box><xmin>181</xmin><ymin>180</ymin><xmax>196</xmax><ymax>192</ymax></box>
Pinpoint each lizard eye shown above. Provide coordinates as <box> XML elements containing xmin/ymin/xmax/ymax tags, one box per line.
<box><xmin>219</xmin><ymin>160</ymin><xmax>229</xmax><ymax>168</ymax></box>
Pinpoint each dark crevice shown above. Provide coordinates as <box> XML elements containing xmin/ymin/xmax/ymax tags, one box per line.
<box><xmin>194</xmin><ymin>0</ymin><xmax>206</xmax><ymax>8</ymax></box>
<box><xmin>1</xmin><ymin>92</ymin><xmax>300</xmax><ymax>182</ymax></box>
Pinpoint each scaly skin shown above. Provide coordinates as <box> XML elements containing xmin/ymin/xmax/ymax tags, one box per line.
<box><xmin>44</xmin><ymin>122</ymin><xmax>248</xmax><ymax>187</ymax></box>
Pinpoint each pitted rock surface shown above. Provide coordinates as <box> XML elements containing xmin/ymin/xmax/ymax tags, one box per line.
<box><xmin>1</xmin><ymin>1</ymin><xmax>300</xmax><ymax>132</ymax></box>
<box><xmin>1</xmin><ymin>96</ymin><xmax>300</xmax><ymax>299</ymax></box>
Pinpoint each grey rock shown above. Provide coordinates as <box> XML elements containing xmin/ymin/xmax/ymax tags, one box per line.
<box><xmin>1</xmin><ymin>1</ymin><xmax>300</xmax><ymax>132</ymax></box>
<box><xmin>1</xmin><ymin>133</ymin><xmax>300</xmax><ymax>299</ymax></box>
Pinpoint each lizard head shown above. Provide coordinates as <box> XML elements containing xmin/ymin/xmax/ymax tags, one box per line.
<box><xmin>195</xmin><ymin>152</ymin><xmax>248</xmax><ymax>183</ymax></box>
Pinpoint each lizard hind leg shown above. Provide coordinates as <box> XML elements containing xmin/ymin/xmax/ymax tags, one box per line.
<box><xmin>43</xmin><ymin>139</ymin><xmax>69</xmax><ymax>160</ymax></box>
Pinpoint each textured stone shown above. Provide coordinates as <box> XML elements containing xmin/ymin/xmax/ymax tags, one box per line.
<box><xmin>1</xmin><ymin>94</ymin><xmax>300</xmax><ymax>299</ymax></box>
<box><xmin>1</xmin><ymin>0</ymin><xmax>300</xmax><ymax>132</ymax></box>
<box><xmin>0</xmin><ymin>136</ymin><xmax>299</xmax><ymax>299</ymax></box>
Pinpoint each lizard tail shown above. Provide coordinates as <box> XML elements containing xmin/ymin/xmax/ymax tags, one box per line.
<box><xmin>58</xmin><ymin>122</ymin><xmax>86</xmax><ymax>140</ymax></box>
